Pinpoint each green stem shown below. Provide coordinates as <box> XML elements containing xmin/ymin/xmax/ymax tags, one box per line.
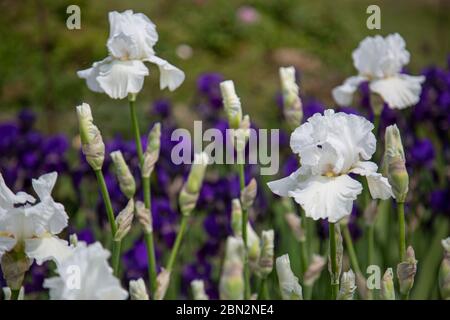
<box><xmin>397</xmin><ymin>202</ymin><xmax>406</xmax><ymax>261</ymax></box>
<box><xmin>367</xmin><ymin>224</ymin><xmax>375</xmax><ymax>267</ymax></box>
<box><xmin>129</xmin><ymin>96</ymin><xmax>158</xmax><ymax>296</ymax></box>
<box><xmin>342</xmin><ymin>224</ymin><xmax>361</xmax><ymax>274</ymax></box>
<box><xmin>11</xmin><ymin>288</ymin><xmax>21</xmax><ymax>300</ymax></box>
<box><xmin>94</xmin><ymin>169</ymin><xmax>121</xmax><ymax>275</ymax></box>
<box><xmin>112</xmin><ymin>240</ymin><xmax>122</xmax><ymax>277</ymax></box>
<box><xmin>257</xmin><ymin>277</ymin><xmax>268</xmax><ymax>300</ymax></box>
<box><xmin>329</xmin><ymin>222</ymin><xmax>339</xmax><ymax>300</ymax></box>
<box><xmin>128</xmin><ymin>97</ymin><xmax>144</xmax><ymax>164</ymax></box>
<box><xmin>143</xmin><ymin>177</ymin><xmax>157</xmax><ymax>295</ymax></box>
<box><xmin>238</xmin><ymin>162</ymin><xmax>251</xmax><ymax>299</ymax></box>
<box><xmin>167</xmin><ymin>215</ymin><xmax>188</xmax><ymax>271</ymax></box>
<box><xmin>299</xmin><ymin>240</ymin><xmax>308</xmax><ymax>275</ymax></box>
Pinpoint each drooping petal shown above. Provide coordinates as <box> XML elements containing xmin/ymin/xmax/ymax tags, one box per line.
<box><xmin>25</xmin><ymin>200</ymin><xmax>69</xmax><ymax>236</ymax></box>
<box><xmin>370</xmin><ymin>74</ymin><xmax>425</xmax><ymax>109</ymax></box>
<box><xmin>108</xmin><ymin>10</ymin><xmax>158</xmax><ymax>60</ymax></box>
<box><xmin>96</xmin><ymin>59</ymin><xmax>149</xmax><ymax>99</ymax></box>
<box><xmin>25</xmin><ymin>236</ymin><xmax>72</xmax><ymax>266</ymax></box>
<box><xmin>289</xmin><ymin>174</ymin><xmax>362</xmax><ymax>223</ymax></box>
<box><xmin>267</xmin><ymin>169</ymin><xmax>302</xmax><ymax>197</ymax></box>
<box><xmin>332</xmin><ymin>76</ymin><xmax>367</xmax><ymax>106</ymax></box>
<box><xmin>146</xmin><ymin>55</ymin><xmax>185</xmax><ymax>91</ymax></box>
<box><xmin>350</xmin><ymin>161</ymin><xmax>393</xmax><ymax>200</ymax></box>
<box><xmin>77</xmin><ymin>57</ymin><xmax>113</xmax><ymax>93</ymax></box>
<box><xmin>32</xmin><ymin>172</ymin><xmax>57</xmax><ymax>201</ymax></box>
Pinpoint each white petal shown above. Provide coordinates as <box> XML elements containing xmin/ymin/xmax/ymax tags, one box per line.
<box><xmin>32</xmin><ymin>172</ymin><xmax>57</xmax><ymax>200</ymax></box>
<box><xmin>332</xmin><ymin>76</ymin><xmax>366</xmax><ymax>106</ymax></box>
<box><xmin>350</xmin><ymin>161</ymin><xmax>393</xmax><ymax>199</ymax></box>
<box><xmin>25</xmin><ymin>200</ymin><xmax>69</xmax><ymax>236</ymax></box>
<box><xmin>25</xmin><ymin>236</ymin><xmax>72</xmax><ymax>266</ymax></box>
<box><xmin>77</xmin><ymin>57</ymin><xmax>113</xmax><ymax>93</ymax></box>
<box><xmin>267</xmin><ymin>169</ymin><xmax>302</xmax><ymax>197</ymax></box>
<box><xmin>107</xmin><ymin>32</ymin><xmax>140</xmax><ymax>60</ymax></box>
<box><xmin>147</xmin><ymin>55</ymin><xmax>185</xmax><ymax>91</ymax></box>
<box><xmin>108</xmin><ymin>10</ymin><xmax>158</xmax><ymax>60</ymax></box>
<box><xmin>0</xmin><ymin>174</ymin><xmax>35</xmax><ymax>210</ymax></box>
<box><xmin>0</xmin><ymin>236</ymin><xmax>17</xmax><ymax>258</ymax></box>
<box><xmin>289</xmin><ymin>174</ymin><xmax>362</xmax><ymax>223</ymax></box>
<box><xmin>96</xmin><ymin>59</ymin><xmax>149</xmax><ymax>99</ymax></box>
<box><xmin>352</xmin><ymin>33</ymin><xmax>410</xmax><ymax>78</ymax></box>
<box><xmin>370</xmin><ymin>74</ymin><xmax>425</xmax><ymax>109</ymax></box>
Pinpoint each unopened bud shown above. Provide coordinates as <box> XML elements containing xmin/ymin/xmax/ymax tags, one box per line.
<box><xmin>231</xmin><ymin>199</ymin><xmax>243</xmax><ymax>237</ymax></box>
<box><xmin>439</xmin><ymin>237</ymin><xmax>450</xmax><ymax>299</ymax></box>
<box><xmin>111</xmin><ymin>150</ymin><xmax>136</xmax><ymax>199</ymax></box>
<box><xmin>69</xmin><ymin>234</ymin><xmax>78</xmax><ymax>247</ymax></box>
<box><xmin>220</xmin><ymin>80</ymin><xmax>242</xmax><ymax>129</ymax></box>
<box><xmin>155</xmin><ymin>268</ymin><xmax>171</xmax><ymax>300</ymax></box>
<box><xmin>219</xmin><ymin>237</ymin><xmax>245</xmax><ymax>300</ymax></box>
<box><xmin>284</xmin><ymin>212</ymin><xmax>305</xmax><ymax>242</ymax></box>
<box><xmin>129</xmin><ymin>278</ymin><xmax>149</xmax><ymax>300</ymax></box>
<box><xmin>337</xmin><ymin>269</ymin><xmax>357</xmax><ymax>300</ymax></box>
<box><xmin>396</xmin><ymin>246</ymin><xmax>417</xmax><ymax>297</ymax></box>
<box><xmin>0</xmin><ymin>252</ymin><xmax>32</xmax><ymax>290</ymax></box>
<box><xmin>258</xmin><ymin>230</ymin><xmax>274</xmax><ymax>277</ymax></box>
<box><xmin>381</xmin><ymin>268</ymin><xmax>396</xmax><ymax>300</ymax></box>
<box><xmin>384</xmin><ymin>125</ymin><xmax>408</xmax><ymax>202</ymax></box>
<box><xmin>179</xmin><ymin>152</ymin><xmax>209</xmax><ymax>216</ymax></box>
<box><xmin>135</xmin><ymin>201</ymin><xmax>153</xmax><ymax>234</ymax></box>
<box><xmin>247</xmin><ymin>223</ymin><xmax>261</xmax><ymax>272</ymax></box>
<box><xmin>304</xmin><ymin>254</ymin><xmax>326</xmax><ymax>286</ymax></box>
<box><xmin>328</xmin><ymin>224</ymin><xmax>343</xmax><ymax>286</ymax></box>
<box><xmin>191</xmin><ymin>279</ymin><xmax>209</xmax><ymax>300</ymax></box>
<box><xmin>143</xmin><ymin>123</ymin><xmax>161</xmax><ymax>178</ymax></box>
<box><xmin>76</xmin><ymin>103</ymin><xmax>105</xmax><ymax>171</ymax></box>
<box><xmin>232</xmin><ymin>115</ymin><xmax>251</xmax><ymax>154</ymax></box>
<box><xmin>240</xmin><ymin>178</ymin><xmax>257</xmax><ymax>210</ymax></box>
<box><xmin>276</xmin><ymin>254</ymin><xmax>303</xmax><ymax>300</ymax></box>
<box><xmin>2</xmin><ymin>287</ymin><xmax>24</xmax><ymax>300</ymax></box>
<box><xmin>114</xmin><ymin>199</ymin><xmax>134</xmax><ymax>241</ymax></box>
<box><xmin>279</xmin><ymin>66</ymin><xmax>303</xmax><ymax>130</ymax></box>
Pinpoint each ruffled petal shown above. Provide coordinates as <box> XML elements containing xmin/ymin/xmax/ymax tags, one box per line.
<box><xmin>369</xmin><ymin>74</ymin><xmax>425</xmax><ymax>109</ymax></box>
<box><xmin>25</xmin><ymin>200</ymin><xmax>69</xmax><ymax>236</ymax></box>
<box><xmin>25</xmin><ymin>236</ymin><xmax>72</xmax><ymax>266</ymax></box>
<box><xmin>146</xmin><ymin>55</ymin><xmax>185</xmax><ymax>91</ymax></box>
<box><xmin>350</xmin><ymin>161</ymin><xmax>393</xmax><ymax>200</ymax></box>
<box><xmin>332</xmin><ymin>76</ymin><xmax>367</xmax><ymax>106</ymax></box>
<box><xmin>108</xmin><ymin>10</ymin><xmax>158</xmax><ymax>60</ymax></box>
<box><xmin>96</xmin><ymin>59</ymin><xmax>149</xmax><ymax>99</ymax></box>
<box><xmin>289</xmin><ymin>174</ymin><xmax>362</xmax><ymax>223</ymax></box>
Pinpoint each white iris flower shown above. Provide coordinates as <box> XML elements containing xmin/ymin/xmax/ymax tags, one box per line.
<box><xmin>78</xmin><ymin>10</ymin><xmax>185</xmax><ymax>99</ymax></box>
<box><xmin>268</xmin><ymin>109</ymin><xmax>393</xmax><ymax>223</ymax></box>
<box><xmin>332</xmin><ymin>33</ymin><xmax>424</xmax><ymax>110</ymax></box>
<box><xmin>0</xmin><ymin>172</ymin><xmax>71</xmax><ymax>265</ymax></box>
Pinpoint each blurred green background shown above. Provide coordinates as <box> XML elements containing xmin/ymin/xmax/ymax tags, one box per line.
<box><xmin>0</xmin><ymin>0</ymin><xmax>449</xmax><ymax>137</ymax></box>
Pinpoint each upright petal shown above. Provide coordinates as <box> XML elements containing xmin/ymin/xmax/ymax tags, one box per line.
<box><xmin>0</xmin><ymin>174</ymin><xmax>35</xmax><ymax>210</ymax></box>
<box><xmin>332</xmin><ymin>76</ymin><xmax>367</xmax><ymax>106</ymax></box>
<box><xmin>147</xmin><ymin>55</ymin><xmax>185</xmax><ymax>91</ymax></box>
<box><xmin>25</xmin><ymin>236</ymin><xmax>72</xmax><ymax>266</ymax></box>
<box><xmin>96</xmin><ymin>59</ymin><xmax>149</xmax><ymax>99</ymax></box>
<box><xmin>32</xmin><ymin>172</ymin><xmax>57</xmax><ymax>201</ymax></box>
<box><xmin>289</xmin><ymin>174</ymin><xmax>362</xmax><ymax>223</ymax></box>
<box><xmin>370</xmin><ymin>74</ymin><xmax>425</xmax><ymax>109</ymax></box>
